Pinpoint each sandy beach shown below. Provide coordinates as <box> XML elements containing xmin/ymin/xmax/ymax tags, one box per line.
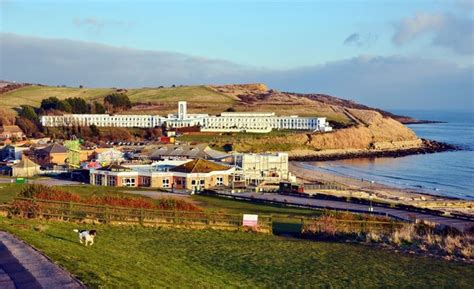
<box><xmin>289</xmin><ymin>162</ymin><xmax>474</xmax><ymax>217</ymax></box>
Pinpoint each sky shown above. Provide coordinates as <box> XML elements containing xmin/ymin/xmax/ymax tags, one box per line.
<box><xmin>1</xmin><ymin>0</ymin><xmax>473</xmax><ymax>110</ymax></box>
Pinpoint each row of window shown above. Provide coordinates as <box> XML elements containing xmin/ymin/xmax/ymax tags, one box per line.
<box><xmin>93</xmin><ymin>174</ymin><xmax>225</xmax><ymax>187</ymax></box>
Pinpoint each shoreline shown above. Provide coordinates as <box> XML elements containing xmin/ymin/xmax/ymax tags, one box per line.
<box><xmin>288</xmin><ymin>162</ymin><xmax>474</xmax><ymax>217</ymax></box>
<box><xmin>289</xmin><ymin>139</ymin><xmax>459</xmax><ymax>162</ymax></box>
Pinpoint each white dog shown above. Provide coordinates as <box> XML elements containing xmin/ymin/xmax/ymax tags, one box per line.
<box><xmin>73</xmin><ymin>229</ymin><xmax>97</xmax><ymax>246</ymax></box>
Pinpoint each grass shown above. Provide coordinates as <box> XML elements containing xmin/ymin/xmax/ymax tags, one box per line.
<box><xmin>192</xmin><ymin>195</ymin><xmax>322</xmax><ymax>217</ymax></box>
<box><xmin>0</xmin><ymin>216</ymin><xmax>472</xmax><ymax>288</ymax></box>
<box><xmin>0</xmin><ymin>85</ymin><xmax>233</xmax><ymax>113</ymax></box>
<box><xmin>0</xmin><ymin>183</ymin><xmax>323</xmax><ymax>218</ymax></box>
<box><xmin>126</xmin><ymin>86</ymin><xmax>234</xmax><ymax>103</ymax></box>
<box><xmin>0</xmin><ymin>85</ymin><xmax>115</xmax><ymax>111</ymax></box>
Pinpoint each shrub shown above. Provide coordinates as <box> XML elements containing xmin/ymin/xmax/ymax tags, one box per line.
<box><xmin>155</xmin><ymin>197</ymin><xmax>202</xmax><ymax>212</ymax></box>
<box><xmin>19</xmin><ymin>185</ymin><xmax>81</xmax><ymax>202</ymax></box>
<box><xmin>10</xmin><ymin>199</ymin><xmax>40</xmax><ymax>218</ymax></box>
<box><xmin>84</xmin><ymin>195</ymin><xmax>157</xmax><ymax>209</ymax></box>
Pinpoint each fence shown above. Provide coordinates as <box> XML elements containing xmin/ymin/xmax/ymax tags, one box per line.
<box><xmin>303</xmin><ymin>183</ymin><xmax>346</xmax><ymax>191</ymax></box>
<box><xmin>4</xmin><ymin>198</ymin><xmax>405</xmax><ymax>236</ymax></box>
<box><xmin>8</xmin><ymin>198</ymin><xmax>273</xmax><ymax>232</ymax></box>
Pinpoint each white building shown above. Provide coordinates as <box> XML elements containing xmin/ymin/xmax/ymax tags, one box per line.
<box><xmin>41</xmin><ymin>114</ymin><xmax>163</xmax><ymax>128</ymax></box>
<box><xmin>233</xmin><ymin>152</ymin><xmax>295</xmax><ymax>184</ymax></box>
<box><xmin>41</xmin><ymin>101</ymin><xmax>332</xmax><ymax>133</ymax></box>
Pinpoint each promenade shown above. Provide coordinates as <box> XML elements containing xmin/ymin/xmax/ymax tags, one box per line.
<box><xmin>224</xmin><ymin>192</ymin><xmax>474</xmax><ymax>231</ymax></box>
<box><xmin>0</xmin><ymin>231</ymin><xmax>85</xmax><ymax>289</ymax></box>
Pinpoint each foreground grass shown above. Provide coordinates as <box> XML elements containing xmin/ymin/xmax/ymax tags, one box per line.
<box><xmin>0</xmin><ymin>217</ymin><xmax>472</xmax><ymax>288</ymax></box>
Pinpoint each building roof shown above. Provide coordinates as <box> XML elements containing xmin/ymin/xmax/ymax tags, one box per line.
<box><xmin>97</xmin><ymin>164</ymin><xmax>132</xmax><ymax>172</ymax></box>
<box><xmin>149</xmin><ymin>144</ymin><xmax>229</xmax><ymax>160</ymax></box>
<box><xmin>0</xmin><ymin>125</ymin><xmax>24</xmax><ymax>134</ymax></box>
<box><xmin>14</xmin><ymin>157</ymin><xmax>40</xmax><ymax>169</ymax></box>
<box><xmin>170</xmin><ymin>159</ymin><xmax>230</xmax><ymax>174</ymax></box>
<box><xmin>40</xmin><ymin>143</ymin><xmax>68</xmax><ymax>154</ymax></box>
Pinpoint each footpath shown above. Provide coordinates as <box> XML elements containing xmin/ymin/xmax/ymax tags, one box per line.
<box><xmin>0</xmin><ymin>231</ymin><xmax>85</xmax><ymax>289</ymax></box>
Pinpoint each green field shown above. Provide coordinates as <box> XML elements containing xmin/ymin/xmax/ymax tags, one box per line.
<box><xmin>0</xmin><ymin>85</ymin><xmax>233</xmax><ymax>112</ymax></box>
<box><xmin>0</xmin><ymin>216</ymin><xmax>472</xmax><ymax>288</ymax></box>
<box><xmin>0</xmin><ymin>85</ymin><xmax>353</xmax><ymax>124</ymax></box>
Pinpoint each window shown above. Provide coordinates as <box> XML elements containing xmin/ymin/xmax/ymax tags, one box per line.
<box><xmin>107</xmin><ymin>176</ymin><xmax>116</xmax><ymax>186</ymax></box>
<box><xmin>95</xmin><ymin>174</ymin><xmax>103</xmax><ymax>186</ymax></box>
<box><xmin>123</xmin><ymin>178</ymin><xmax>136</xmax><ymax>187</ymax></box>
<box><xmin>141</xmin><ymin>177</ymin><xmax>150</xmax><ymax>187</ymax></box>
<box><xmin>162</xmin><ymin>179</ymin><xmax>170</xmax><ymax>188</ymax></box>
<box><xmin>200</xmin><ymin>179</ymin><xmax>205</xmax><ymax>185</ymax></box>
<box><xmin>216</xmin><ymin>176</ymin><xmax>224</xmax><ymax>186</ymax></box>
<box><xmin>191</xmin><ymin>180</ymin><xmax>196</xmax><ymax>185</ymax></box>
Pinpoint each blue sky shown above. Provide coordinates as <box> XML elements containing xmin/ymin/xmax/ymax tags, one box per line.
<box><xmin>1</xmin><ymin>0</ymin><xmax>473</xmax><ymax>109</ymax></box>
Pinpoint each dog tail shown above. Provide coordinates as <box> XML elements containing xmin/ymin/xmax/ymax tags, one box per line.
<box><xmin>73</xmin><ymin>229</ymin><xmax>79</xmax><ymax>233</ymax></box>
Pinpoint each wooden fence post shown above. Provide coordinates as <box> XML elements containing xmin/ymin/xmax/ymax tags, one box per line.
<box><xmin>140</xmin><ymin>208</ymin><xmax>144</xmax><ymax>226</ymax></box>
<box><xmin>104</xmin><ymin>205</ymin><xmax>109</xmax><ymax>224</ymax></box>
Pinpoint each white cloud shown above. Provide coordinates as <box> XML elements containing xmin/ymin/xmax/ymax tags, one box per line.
<box><xmin>392</xmin><ymin>12</ymin><xmax>473</xmax><ymax>55</ymax></box>
<box><xmin>392</xmin><ymin>12</ymin><xmax>445</xmax><ymax>45</ymax></box>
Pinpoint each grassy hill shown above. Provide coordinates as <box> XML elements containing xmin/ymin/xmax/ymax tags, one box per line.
<box><xmin>1</xmin><ymin>216</ymin><xmax>472</xmax><ymax>288</ymax></box>
<box><xmin>0</xmin><ymin>85</ymin><xmax>233</xmax><ymax>115</ymax></box>
<box><xmin>1</xmin><ymin>82</ymin><xmax>430</xmax><ymax>154</ymax></box>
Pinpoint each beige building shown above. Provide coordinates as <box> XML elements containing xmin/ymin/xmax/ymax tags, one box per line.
<box><xmin>89</xmin><ymin>159</ymin><xmax>234</xmax><ymax>191</ymax></box>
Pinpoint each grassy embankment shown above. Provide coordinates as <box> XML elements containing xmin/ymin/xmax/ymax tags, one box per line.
<box><xmin>178</xmin><ymin>129</ymin><xmax>306</xmax><ymax>152</ymax></box>
<box><xmin>1</xmin><ymin>216</ymin><xmax>473</xmax><ymax>288</ymax></box>
<box><xmin>0</xmin><ymin>183</ymin><xmax>322</xmax><ymax>218</ymax></box>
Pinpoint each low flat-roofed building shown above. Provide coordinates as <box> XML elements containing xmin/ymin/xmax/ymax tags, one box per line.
<box><xmin>89</xmin><ymin>158</ymin><xmax>234</xmax><ymax>191</ymax></box>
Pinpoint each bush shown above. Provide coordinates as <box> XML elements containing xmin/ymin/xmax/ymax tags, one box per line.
<box><xmin>19</xmin><ymin>185</ymin><xmax>81</xmax><ymax>202</ymax></box>
<box><xmin>85</xmin><ymin>195</ymin><xmax>157</xmax><ymax>209</ymax></box>
<box><xmin>155</xmin><ymin>197</ymin><xmax>202</xmax><ymax>212</ymax></box>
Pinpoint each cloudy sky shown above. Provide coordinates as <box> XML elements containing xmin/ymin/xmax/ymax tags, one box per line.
<box><xmin>1</xmin><ymin>0</ymin><xmax>473</xmax><ymax>110</ymax></box>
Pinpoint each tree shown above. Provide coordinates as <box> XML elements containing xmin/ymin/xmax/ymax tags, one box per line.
<box><xmin>104</xmin><ymin>93</ymin><xmax>131</xmax><ymax>112</ymax></box>
<box><xmin>19</xmin><ymin>105</ymin><xmax>38</xmax><ymax>122</ymax></box>
<box><xmin>16</xmin><ymin>117</ymin><xmax>38</xmax><ymax>137</ymax></box>
<box><xmin>57</xmin><ymin>100</ymin><xmax>72</xmax><ymax>113</ymax></box>
<box><xmin>66</xmin><ymin>97</ymin><xmax>89</xmax><ymax>113</ymax></box>
<box><xmin>89</xmin><ymin>124</ymin><xmax>100</xmax><ymax>137</ymax></box>
<box><xmin>40</xmin><ymin>97</ymin><xmax>61</xmax><ymax>111</ymax></box>
<box><xmin>90</xmin><ymin>101</ymin><xmax>106</xmax><ymax>114</ymax></box>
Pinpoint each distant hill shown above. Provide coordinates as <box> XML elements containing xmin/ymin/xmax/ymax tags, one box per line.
<box><xmin>1</xmin><ymin>82</ymin><xmax>444</xmax><ymax>155</ymax></box>
<box><xmin>0</xmin><ymin>82</ymin><xmax>427</xmax><ymax>126</ymax></box>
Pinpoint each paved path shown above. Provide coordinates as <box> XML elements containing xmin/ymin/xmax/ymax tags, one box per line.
<box><xmin>226</xmin><ymin>192</ymin><xmax>474</xmax><ymax>231</ymax></box>
<box><xmin>0</xmin><ymin>231</ymin><xmax>86</xmax><ymax>289</ymax></box>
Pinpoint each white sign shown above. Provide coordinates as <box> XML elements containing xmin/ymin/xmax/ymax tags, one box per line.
<box><xmin>242</xmin><ymin>214</ymin><xmax>258</xmax><ymax>227</ymax></box>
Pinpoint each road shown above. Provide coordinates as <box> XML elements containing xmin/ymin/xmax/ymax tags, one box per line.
<box><xmin>225</xmin><ymin>192</ymin><xmax>474</xmax><ymax>231</ymax></box>
<box><xmin>0</xmin><ymin>177</ymin><xmax>82</xmax><ymax>186</ymax></box>
<box><xmin>0</xmin><ymin>231</ymin><xmax>85</xmax><ymax>289</ymax></box>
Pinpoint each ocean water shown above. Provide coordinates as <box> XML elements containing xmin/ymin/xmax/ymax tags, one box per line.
<box><xmin>303</xmin><ymin>110</ymin><xmax>474</xmax><ymax>200</ymax></box>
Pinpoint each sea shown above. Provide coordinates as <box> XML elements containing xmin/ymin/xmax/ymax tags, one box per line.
<box><xmin>301</xmin><ymin>110</ymin><xmax>474</xmax><ymax>200</ymax></box>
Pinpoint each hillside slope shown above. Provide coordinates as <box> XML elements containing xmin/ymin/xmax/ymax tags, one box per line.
<box><xmin>1</xmin><ymin>82</ymin><xmax>447</xmax><ymax>157</ymax></box>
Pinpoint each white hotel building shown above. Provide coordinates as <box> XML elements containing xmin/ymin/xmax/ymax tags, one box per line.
<box><xmin>41</xmin><ymin>101</ymin><xmax>332</xmax><ymax>133</ymax></box>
